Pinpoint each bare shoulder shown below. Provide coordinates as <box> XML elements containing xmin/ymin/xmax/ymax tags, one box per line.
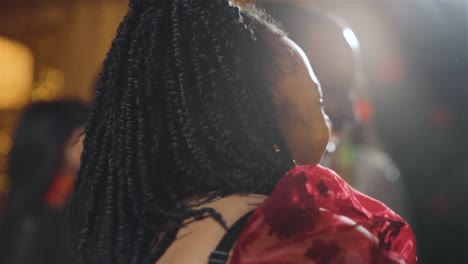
<box><xmin>156</xmin><ymin>194</ymin><xmax>265</xmax><ymax>264</ymax></box>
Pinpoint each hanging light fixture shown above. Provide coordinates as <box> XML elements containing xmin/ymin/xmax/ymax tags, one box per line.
<box><xmin>0</xmin><ymin>36</ymin><xmax>34</xmax><ymax>110</ymax></box>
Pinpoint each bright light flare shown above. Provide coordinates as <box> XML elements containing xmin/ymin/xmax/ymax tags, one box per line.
<box><xmin>342</xmin><ymin>28</ymin><xmax>360</xmax><ymax>50</ymax></box>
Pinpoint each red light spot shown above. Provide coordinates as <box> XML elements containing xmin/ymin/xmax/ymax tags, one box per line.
<box><xmin>355</xmin><ymin>99</ymin><xmax>373</xmax><ymax>123</ymax></box>
<box><xmin>431</xmin><ymin>107</ymin><xmax>449</xmax><ymax>129</ymax></box>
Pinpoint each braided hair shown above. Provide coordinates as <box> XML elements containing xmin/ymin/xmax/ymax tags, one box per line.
<box><xmin>69</xmin><ymin>1</ymin><xmax>295</xmax><ymax>263</ymax></box>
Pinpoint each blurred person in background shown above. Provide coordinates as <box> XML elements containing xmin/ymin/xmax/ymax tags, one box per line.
<box><xmin>0</xmin><ymin>101</ymin><xmax>88</xmax><ymax>264</ymax></box>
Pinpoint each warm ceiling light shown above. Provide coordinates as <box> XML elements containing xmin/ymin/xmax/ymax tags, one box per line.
<box><xmin>0</xmin><ymin>36</ymin><xmax>34</xmax><ymax>110</ymax></box>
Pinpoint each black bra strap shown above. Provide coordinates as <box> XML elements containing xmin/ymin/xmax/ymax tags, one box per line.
<box><xmin>208</xmin><ymin>210</ymin><xmax>254</xmax><ymax>264</ymax></box>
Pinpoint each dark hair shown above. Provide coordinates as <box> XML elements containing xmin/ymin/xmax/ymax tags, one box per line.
<box><xmin>69</xmin><ymin>1</ymin><xmax>294</xmax><ymax>263</ymax></box>
<box><xmin>0</xmin><ymin>100</ymin><xmax>88</xmax><ymax>264</ymax></box>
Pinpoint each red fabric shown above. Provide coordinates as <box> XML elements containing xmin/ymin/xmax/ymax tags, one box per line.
<box><xmin>231</xmin><ymin>165</ymin><xmax>416</xmax><ymax>264</ymax></box>
<box><xmin>43</xmin><ymin>173</ymin><xmax>75</xmax><ymax>209</ymax></box>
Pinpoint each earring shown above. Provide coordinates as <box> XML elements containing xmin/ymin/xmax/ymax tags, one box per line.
<box><xmin>272</xmin><ymin>144</ymin><xmax>300</xmax><ymax>167</ymax></box>
<box><xmin>273</xmin><ymin>144</ymin><xmax>281</xmax><ymax>153</ymax></box>
<box><xmin>292</xmin><ymin>159</ymin><xmax>300</xmax><ymax>167</ymax></box>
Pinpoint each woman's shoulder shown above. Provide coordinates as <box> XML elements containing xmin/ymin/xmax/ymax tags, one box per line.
<box><xmin>231</xmin><ymin>165</ymin><xmax>417</xmax><ymax>264</ymax></box>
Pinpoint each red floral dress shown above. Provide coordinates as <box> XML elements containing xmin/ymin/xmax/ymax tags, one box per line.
<box><xmin>231</xmin><ymin>165</ymin><xmax>416</xmax><ymax>264</ymax></box>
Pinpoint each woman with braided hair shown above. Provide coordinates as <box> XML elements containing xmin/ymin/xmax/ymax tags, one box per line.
<box><xmin>69</xmin><ymin>0</ymin><xmax>416</xmax><ymax>263</ymax></box>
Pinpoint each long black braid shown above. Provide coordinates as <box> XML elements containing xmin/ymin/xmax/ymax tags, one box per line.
<box><xmin>69</xmin><ymin>0</ymin><xmax>295</xmax><ymax>263</ymax></box>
